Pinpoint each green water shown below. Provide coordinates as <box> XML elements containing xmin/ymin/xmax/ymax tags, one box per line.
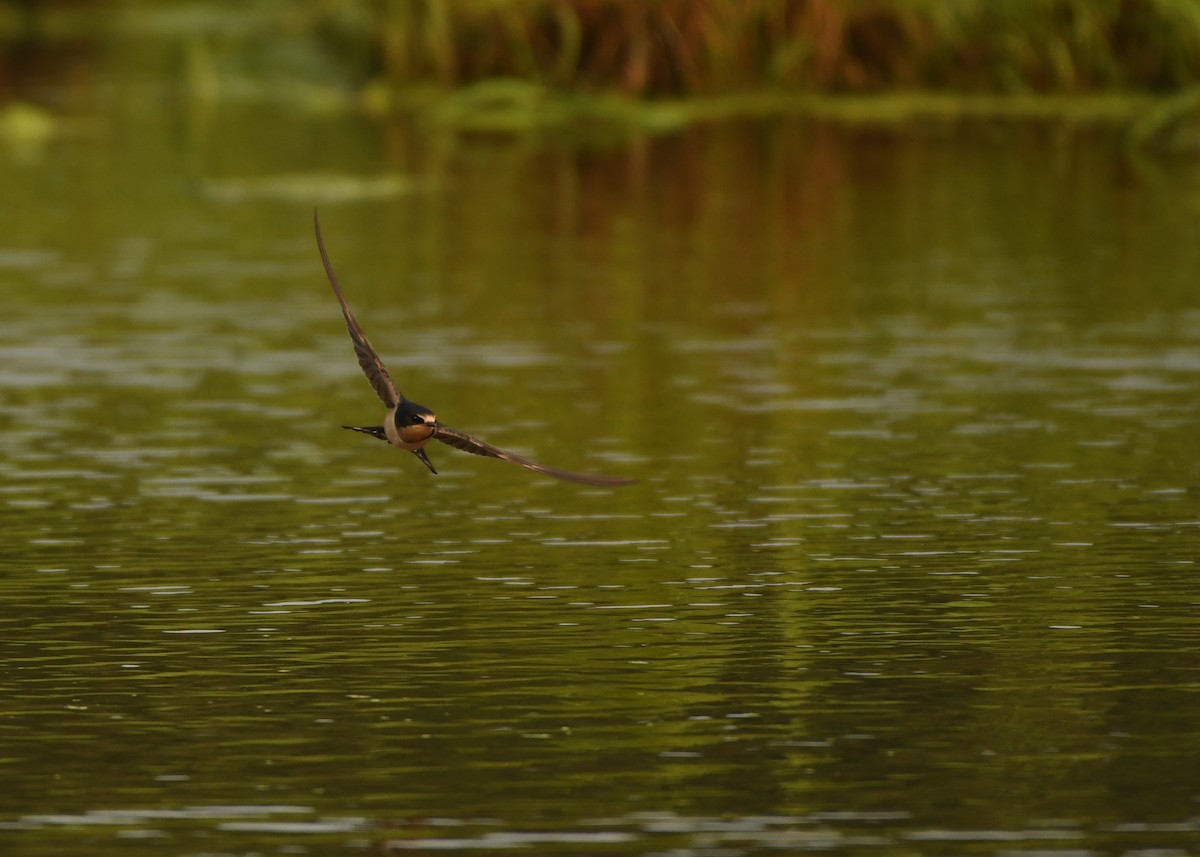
<box><xmin>3</xmin><ymin>28</ymin><xmax>1200</xmax><ymax>857</ymax></box>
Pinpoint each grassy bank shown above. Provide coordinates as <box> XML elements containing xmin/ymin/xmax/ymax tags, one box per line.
<box><xmin>8</xmin><ymin>1</ymin><xmax>1200</xmax><ymax>141</ymax></box>
<box><xmin>340</xmin><ymin>0</ymin><xmax>1200</xmax><ymax>96</ymax></box>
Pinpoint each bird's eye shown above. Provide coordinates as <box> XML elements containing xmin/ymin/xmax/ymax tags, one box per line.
<box><xmin>412</xmin><ymin>414</ymin><xmax>427</xmax><ymax>425</ymax></box>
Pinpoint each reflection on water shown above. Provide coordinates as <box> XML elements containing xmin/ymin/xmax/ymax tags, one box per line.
<box><xmin>3</xmin><ymin>81</ymin><xmax>1200</xmax><ymax>857</ymax></box>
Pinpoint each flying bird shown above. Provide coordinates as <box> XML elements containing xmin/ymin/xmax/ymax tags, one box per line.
<box><xmin>315</xmin><ymin>211</ymin><xmax>637</xmax><ymax>487</ymax></box>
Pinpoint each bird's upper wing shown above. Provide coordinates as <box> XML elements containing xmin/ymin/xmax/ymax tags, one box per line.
<box><xmin>314</xmin><ymin>210</ymin><xmax>402</xmax><ymax>409</ymax></box>
<box><xmin>432</xmin><ymin>424</ymin><xmax>638</xmax><ymax>487</ymax></box>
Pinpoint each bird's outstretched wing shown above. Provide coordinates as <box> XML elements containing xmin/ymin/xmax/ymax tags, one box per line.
<box><xmin>433</xmin><ymin>424</ymin><xmax>639</xmax><ymax>486</ymax></box>
<box><xmin>314</xmin><ymin>210</ymin><xmax>402</xmax><ymax>409</ymax></box>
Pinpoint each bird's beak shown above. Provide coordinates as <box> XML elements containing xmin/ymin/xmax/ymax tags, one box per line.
<box><xmin>413</xmin><ymin>447</ymin><xmax>438</xmax><ymax>475</ymax></box>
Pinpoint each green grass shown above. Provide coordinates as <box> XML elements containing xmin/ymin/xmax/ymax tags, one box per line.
<box><xmin>336</xmin><ymin>0</ymin><xmax>1200</xmax><ymax>96</ymax></box>
<box><xmin>102</xmin><ymin>0</ymin><xmax>1200</xmax><ymax>136</ymax></box>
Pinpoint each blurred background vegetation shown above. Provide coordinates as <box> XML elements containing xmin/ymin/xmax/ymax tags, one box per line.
<box><xmin>328</xmin><ymin>0</ymin><xmax>1200</xmax><ymax>95</ymax></box>
<box><xmin>3</xmin><ymin>0</ymin><xmax>1200</xmax><ymax>137</ymax></box>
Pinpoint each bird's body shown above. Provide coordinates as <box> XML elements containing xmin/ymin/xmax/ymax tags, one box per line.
<box><xmin>315</xmin><ymin>211</ymin><xmax>637</xmax><ymax>487</ymax></box>
<box><xmin>383</xmin><ymin>400</ymin><xmax>436</xmax><ymax>450</ymax></box>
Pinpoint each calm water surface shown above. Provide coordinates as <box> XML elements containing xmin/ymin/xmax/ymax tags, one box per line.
<box><xmin>2</xmin><ymin>56</ymin><xmax>1200</xmax><ymax>857</ymax></box>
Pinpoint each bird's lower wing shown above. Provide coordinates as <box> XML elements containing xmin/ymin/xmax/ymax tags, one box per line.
<box><xmin>342</xmin><ymin>424</ymin><xmax>388</xmax><ymax>441</ymax></box>
<box><xmin>432</xmin><ymin>424</ymin><xmax>638</xmax><ymax>486</ymax></box>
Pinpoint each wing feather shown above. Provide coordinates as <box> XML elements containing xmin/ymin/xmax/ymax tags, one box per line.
<box><xmin>314</xmin><ymin>210</ymin><xmax>402</xmax><ymax>409</ymax></box>
<box><xmin>433</xmin><ymin>424</ymin><xmax>638</xmax><ymax>487</ymax></box>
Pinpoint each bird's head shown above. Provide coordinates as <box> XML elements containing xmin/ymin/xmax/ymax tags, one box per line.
<box><xmin>392</xmin><ymin>401</ymin><xmax>438</xmax><ymax>446</ymax></box>
<box><xmin>402</xmin><ymin>404</ymin><xmax>437</xmax><ymax>426</ymax></box>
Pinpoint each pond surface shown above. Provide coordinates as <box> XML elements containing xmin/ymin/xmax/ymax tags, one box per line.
<box><xmin>3</xmin><ymin>37</ymin><xmax>1200</xmax><ymax>857</ymax></box>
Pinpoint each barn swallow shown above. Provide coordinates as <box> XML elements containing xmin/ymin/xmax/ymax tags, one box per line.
<box><xmin>315</xmin><ymin>211</ymin><xmax>637</xmax><ymax>487</ymax></box>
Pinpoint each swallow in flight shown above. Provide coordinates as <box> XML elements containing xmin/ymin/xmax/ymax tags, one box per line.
<box><xmin>315</xmin><ymin>211</ymin><xmax>637</xmax><ymax>487</ymax></box>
